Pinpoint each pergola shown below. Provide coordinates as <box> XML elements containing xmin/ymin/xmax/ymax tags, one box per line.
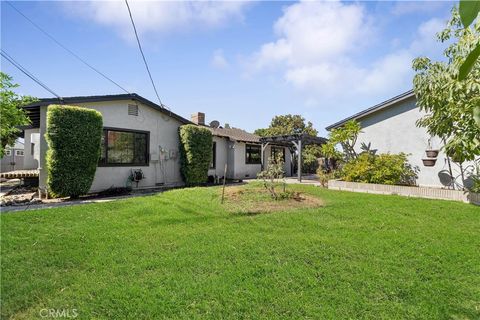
<box><xmin>259</xmin><ymin>133</ymin><xmax>328</xmax><ymax>182</ymax></box>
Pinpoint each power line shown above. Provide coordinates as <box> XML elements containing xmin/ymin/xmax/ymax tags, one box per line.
<box><xmin>1</xmin><ymin>49</ymin><xmax>63</xmax><ymax>100</ymax></box>
<box><xmin>6</xmin><ymin>1</ymin><xmax>130</xmax><ymax>94</ymax></box>
<box><xmin>125</xmin><ymin>0</ymin><xmax>168</xmax><ymax>110</ymax></box>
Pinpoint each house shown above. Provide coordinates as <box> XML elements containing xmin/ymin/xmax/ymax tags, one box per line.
<box><xmin>190</xmin><ymin>112</ymin><xmax>293</xmax><ymax>180</ymax></box>
<box><xmin>21</xmin><ymin>94</ymin><xmax>190</xmax><ymax>195</ymax></box>
<box><xmin>326</xmin><ymin>90</ymin><xmax>478</xmax><ymax>189</ymax></box>
<box><xmin>1</xmin><ymin>140</ymin><xmax>25</xmax><ymax>173</ymax></box>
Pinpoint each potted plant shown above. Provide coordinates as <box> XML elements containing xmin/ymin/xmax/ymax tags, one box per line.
<box><xmin>422</xmin><ymin>158</ymin><xmax>437</xmax><ymax>167</ymax></box>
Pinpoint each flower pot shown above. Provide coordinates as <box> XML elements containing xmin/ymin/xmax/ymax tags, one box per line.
<box><xmin>422</xmin><ymin>158</ymin><xmax>437</xmax><ymax>167</ymax></box>
<box><xmin>425</xmin><ymin>149</ymin><xmax>439</xmax><ymax>158</ymax></box>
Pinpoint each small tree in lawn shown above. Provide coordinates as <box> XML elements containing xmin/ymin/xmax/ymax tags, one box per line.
<box><xmin>257</xmin><ymin>154</ymin><xmax>286</xmax><ymax>200</ymax></box>
<box><xmin>0</xmin><ymin>72</ymin><xmax>36</xmax><ymax>157</ymax></box>
<box><xmin>413</xmin><ymin>6</ymin><xmax>480</xmax><ymax>188</ymax></box>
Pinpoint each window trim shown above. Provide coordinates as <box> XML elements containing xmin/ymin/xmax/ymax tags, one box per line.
<box><xmin>98</xmin><ymin>127</ymin><xmax>150</xmax><ymax>167</ymax></box>
<box><xmin>15</xmin><ymin>150</ymin><xmax>24</xmax><ymax>156</ymax></box>
<box><xmin>210</xmin><ymin>141</ymin><xmax>216</xmax><ymax>169</ymax></box>
<box><xmin>245</xmin><ymin>143</ymin><xmax>261</xmax><ymax>165</ymax></box>
<box><xmin>5</xmin><ymin>150</ymin><xmax>11</xmax><ymax>156</ymax></box>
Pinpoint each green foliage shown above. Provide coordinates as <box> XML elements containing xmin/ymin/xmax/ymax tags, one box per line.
<box><xmin>255</xmin><ymin>114</ymin><xmax>322</xmax><ymax>173</ymax></box>
<box><xmin>257</xmin><ymin>155</ymin><xmax>286</xmax><ymax>199</ymax></box>
<box><xmin>316</xmin><ymin>167</ymin><xmax>335</xmax><ymax>188</ymax></box>
<box><xmin>46</xmin><ymin>105</ymin><xmax>103</xmax><ymax>198</ymax></box>
<box><xmin>413</xmin><ymin>7</ymin><xmax>480</xmax><ymax>163</ymax></box>
<box><xmin>341</xmin><ymin>153</ymin><xmax>418</xmax><ymax>186</ymax></box>
<box><xmin>179</xmin><ymin>124</ymin><xmax>213</xmax><ymax>185</ymax></box>
<box><xmin>0</xmin><ymin>72</ymin><xmax>36</xmax><ymax>157</ymax></box>
<box><xmin>322</xmin><ymin>120</ymin><xmax>362</xmax><ymax>161</ymax></box>
<box><xmin>459</xmin><ymin>0</ymin><xmax>480</xmax><ymax>28</ymax></box>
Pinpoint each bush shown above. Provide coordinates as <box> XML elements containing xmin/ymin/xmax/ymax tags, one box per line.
<box><xmin>257</xmin><ymin>155</ymin><xmax>286</xmax><ymax>199</ymax></box>
<box><xmin>179</xmin><ymin>124</ymin><xmax>213</xmax><ymax>185</ymax></box>
<box><xmin>46</xmin><ymin>105</ymin><xmax>103</xmax><ymax>198</ymax></box>
<box><xmin>341</xmin><ymin>153</ymin><xmax>418</xmax><ymax>186</ymax></box>
<box><xmin>316</xmin><ymin>168</ymin><xmax>335</xmax><ymax>188</ymax></box>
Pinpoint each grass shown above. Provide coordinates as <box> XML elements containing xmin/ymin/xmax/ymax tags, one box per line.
<box><xmin>1</xmin><ymin>183</ymin><xmax>479</xmax><ymax>319</ymax></box>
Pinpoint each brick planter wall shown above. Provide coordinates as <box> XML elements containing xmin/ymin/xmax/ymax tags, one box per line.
<box><xmin>328</xmin><ymin>180</ymin><xmax>480</xmax><ymax>205</ymax></box>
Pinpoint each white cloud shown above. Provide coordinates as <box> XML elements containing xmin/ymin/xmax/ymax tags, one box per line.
<box><xmin>392</xmin><ymin>1</ymin><xmax>451</xmax><ymax>16</ymax></box>
<box><xmin>65</xmin><ymin>1</ymin><xmax>250</xmax><ymax>40</ymax></box>
<box><xmin>246</xmin><ymin>1</ymin><xmax>447</xmax><ymax>106</ymax></box>
<box><xmin>211</xmin><ymin>49</ymin><xmax>229</xmax><ymax>69</ymax></box>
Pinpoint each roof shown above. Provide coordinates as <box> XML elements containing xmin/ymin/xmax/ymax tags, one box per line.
<box><xmin>22</xmin><ymin>93</ymin><xmax>191</xmax><ymax>128</ymax></box>
<box><xmin>208</xmin><ymin>127</ymin><xmax>260</xmax><ymax>143</ymax></box>
<box><xmin>325</xmin><ymin>90</ymin><xmax>415</xmax><ymax>130</ymax></box>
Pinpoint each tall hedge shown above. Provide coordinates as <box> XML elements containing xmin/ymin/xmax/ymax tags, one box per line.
<box><xmin>45</xmin><ymin>105</ymin><xmax>103</xmax><ymax>198</ymax></box>
<box><xmin>179</xmin><ymin>124</ymin><xmax>213</xmax><ymax>185</ymax></box>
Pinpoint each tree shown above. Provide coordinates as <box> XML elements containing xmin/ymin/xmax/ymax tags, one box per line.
<box><xmin>321</xmin><ymin>120</ymin><xmax>362</xmax><ymax>162</ymax></box>
<box><xmin>255</xmin><ymin>114</ymin><xmax>322</xmax><ymax>173</ymax></box>
<box><xmin>458</xmin><ymin>0</ymin><xmax>480</xmax><ymax>80</ymax></box>
<box><xmin>0</xmin><ymin>72</ymin><xmax>36</xmax><ymax>157</ymax></box>
<box><xmin>412</xmin><ymin>7</ymin><xmax>480</xmax><ymax>164</ymax></box>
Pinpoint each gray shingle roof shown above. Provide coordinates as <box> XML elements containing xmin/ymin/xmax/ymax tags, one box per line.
<box><xmin>208</xmin><ymin>127</ymin><xmax>260</xmax><ymax>143</ymax></box>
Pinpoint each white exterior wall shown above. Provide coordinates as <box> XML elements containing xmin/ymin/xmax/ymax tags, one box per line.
<box><xmin>208</xmin><ymin>136</ymin><xmax>229</xmax><ymax>177</ymax></box>
<box><xmin>23</xmin><ymin>128</ymin><xmax>40</xmax><ymax>170</ymax></box>
<box><xmin>355</xmin><ymin>96</ymin><xmax>477</xmax><ymax>188</ymax></box>
<box><xmin>38</xmin><ymin>100</ymin><xmax>184</xmax><ymax>193</ymax></box>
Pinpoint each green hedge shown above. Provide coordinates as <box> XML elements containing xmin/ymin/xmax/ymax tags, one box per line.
<box><xmin>46</xmin><ymin>105</ymin><xmax>103</xmax><ymax>198</ymax></box>
<box><xmin>179</xmin><ymin>124</ymin><xmax>213</xmax><ymax>185</ymax></box>
<box><xmin>341</xmin><ymin>153</ymin><xmax>418</xmax><ymax>186</ymax></box>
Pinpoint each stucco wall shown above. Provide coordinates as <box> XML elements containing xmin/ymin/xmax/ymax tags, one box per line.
<box><xmin>0</xmin><ymin>148</ymin><xmax>24</xmax><ymax>172</ymax></box>
<box><xmin>38</xmin><ymin>100</ymin><xmax>184</xmax><ymax>193</ymax></box>
<box><xmin>208</xmin><ymin>136</ymin><xmax>228</xmax><ymax>177</ymax></box>
<box><xmin>355</xmin><ymin>96</ymin><xmax>477</xmax><ymax>188</ymax></box>
<box><xmin>23</xmin><ymin>128</ymin><xmax>40</xmax><ymax>170</ymax></box>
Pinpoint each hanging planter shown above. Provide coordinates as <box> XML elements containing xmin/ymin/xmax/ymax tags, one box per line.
<box><xmin>422</xmin><ymin>158</ymin><xmax>437</xmax><ymax>167</ymax></box>
<box><xmin>425</xmin><ymin>149</ymin><xmax>439</xmax><ymax>158</ymax></box>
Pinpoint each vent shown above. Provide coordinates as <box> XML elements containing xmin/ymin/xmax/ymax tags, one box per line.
<box><xmin>128</xmin><ymin>104</ymin><xmax>139</xmax><ymax>116</ymax></box>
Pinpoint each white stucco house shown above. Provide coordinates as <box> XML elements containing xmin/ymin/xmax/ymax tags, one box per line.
<box><xmin>190</xmin><ymin>112</ymin><xmax>293</xmax><ymax>180</ymax></box>
<box><xmin>18</xmin><ymin>94</ymin><xmax>294</xmax><ymax>196</ymax></box>
<box><xmin>326</xmin><ymin>90</ymin><xmax>478</xmax><ymax>189</ymax></box>
<box><xmin>21</xmin><ymin>94</ymin><xmax>190</xmax><ymax>195</ymax></box>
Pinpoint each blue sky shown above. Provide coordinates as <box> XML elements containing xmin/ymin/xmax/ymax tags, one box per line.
<box><xmin>1</xmin><ymin>1</ymin><xmax>454</xmax><ymax>135</ymax></box>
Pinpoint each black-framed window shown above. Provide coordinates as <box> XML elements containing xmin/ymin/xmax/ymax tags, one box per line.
<box><xmin>271</xmin><ymin>146</ymin><xmax>285</xmax><ymax>162</ymax></box>
<box><xmin>245</xmin><ymin>144</ymin><xmax>261</xmax><ymax>164</ymax></box>
<box><xmin>210</xmin><ymin>141</ymin><xmax>216</xmax><ymax>169</ymax></box>
<box><xmin>99</xmin><ymin>128</ymin><xmax>149</xmax><ymax>166</ymax></box>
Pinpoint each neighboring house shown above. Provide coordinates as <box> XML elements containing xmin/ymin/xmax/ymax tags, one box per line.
<box><xmin>0</xmin><ymin>140</ymin><xmax>25</xmax><ymax>173</ymax></box>
<box><xmin>22</xmin><ymin>94</ymin><xmax>190</xmax><ymax>195</ymax></box>
<box><xmin>190</xmin><ymin>112</ymin><xmax>293</xmax><ymax>180</ymax></box>
<box><xmin>326</xmin><ymin>90</ymin><xmax>478</xmax><ymax>189</ymax></box>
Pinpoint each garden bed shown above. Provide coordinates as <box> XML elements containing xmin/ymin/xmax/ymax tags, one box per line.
<box><xmin>328</xmin><ymin>179</ymin><xmax>480</xmax><ymax>205</ymax></box>
<box><xmin>222</xmin><ymin>184</ymin><xmax>323</xmax><ymax>214</ymax></box>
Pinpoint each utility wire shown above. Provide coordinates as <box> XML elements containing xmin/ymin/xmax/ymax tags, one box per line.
<box><xmin>1</xmin><ymin>49</ymin><xmax>63</xmax><ymax>100</ymax></box>
<box><xmin>6</xmin><ymin>1</ymin><xmax>130</xmax><ymax>94</ymax></box>
<box><xmin>125</xmin><ymin>0</ymin><xmax>169</xmax><ymax>110</ymax></box>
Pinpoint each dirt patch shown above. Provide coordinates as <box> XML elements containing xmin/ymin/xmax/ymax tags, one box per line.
<box><xmin>222</xmin><ymin>185</ymin><xmax>323</xmax><ymax>215</ymax></box>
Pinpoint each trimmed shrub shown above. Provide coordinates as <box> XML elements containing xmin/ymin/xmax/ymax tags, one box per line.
<box><xmin>179</xmin><ymin>124</ymin><xmax>213</xmax><ymax>185</ymax></box>
<box><xmin>46</xmin><ymin>105</ymin><xmax>103</xmax><ymax>198</ymax></box>
<box><xmin>341</xmin><ymin>153</ymin><xmax>418</xmax><ymax>186</ymax></box>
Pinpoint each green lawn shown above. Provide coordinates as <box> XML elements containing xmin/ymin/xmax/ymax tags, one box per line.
<box><xmin>1</xmin><ymin>183</ymin><xmax>479</xmax><ymax>319</ymax></box>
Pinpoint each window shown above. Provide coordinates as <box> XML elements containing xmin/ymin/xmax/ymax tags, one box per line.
<box><xmin>31</xmin><ymin>143</ymin><xmax>35</xmax><ymax>155</ymax></box>
<box><xmin>245</xmin><ymin>144</ymin><xmax>261</xmax><ymax>164</ymax></box>
<box><xmin>15</xmin><ymin>150</ymin><xmax>24</xmax><ymax>156</ymax></box>
<box><xmin>271</xmin><ymin>146</ymin><xmax>285</xmax><ymax>162</ymax></box>
<box><xmin>99</xmin><ymin>128</ymin><xmax>149</xmax><ymax>166</ymax></box>
<box><xmin>210</xmin><ymin>142</ymin><xmax>216</xmax><ymax>169</ymax></box>
<box><xmin>5</xmin><ymin>150</ymin><xmax>11</xmax><ymax>156</ymax></box>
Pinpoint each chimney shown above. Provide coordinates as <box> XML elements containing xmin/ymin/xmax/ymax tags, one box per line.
<box><xmin>191</xmin><ymin>112</ymin><xmax>205</xmax><ymax>125</ymax></box>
